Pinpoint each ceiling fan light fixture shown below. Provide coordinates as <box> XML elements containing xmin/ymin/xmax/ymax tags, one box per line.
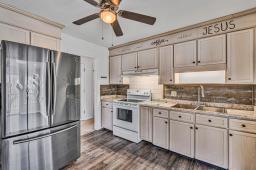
<box><xmin>100</xmin><ymin>10</ymin><xmax>117</xmax><ymax>24</ymax></box>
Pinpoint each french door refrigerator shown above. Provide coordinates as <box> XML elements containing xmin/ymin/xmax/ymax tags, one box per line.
<box><xmin>0</xmin><ymin>41</ymin><xmax>81</xmax><ymax>170</ymax></box>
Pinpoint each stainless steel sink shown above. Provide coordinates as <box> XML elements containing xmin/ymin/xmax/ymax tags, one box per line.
<box><xmin>197</xmin><ymin>106</ymin><xmax>226</xmax><ymax>113</ymax></box>
<box><xmin>172</xmin><ymin>104</ymin><xmax>198</xmax><ymax>110</ymax></box>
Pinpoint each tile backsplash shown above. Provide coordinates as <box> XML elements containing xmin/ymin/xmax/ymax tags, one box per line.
<box><xmin>100</xmin><ymin>84</ymin><xmax>129</xmax><ymax>96</ymax></box>
<box><xmin>123</xmin><ymin>75</ymin><xmax>163</xmax><ymax>99</ymax></box>
<box><xmin>164</xmin><ymin>84</ymin><xmax>255</xmax><ymax>105</ymax></box>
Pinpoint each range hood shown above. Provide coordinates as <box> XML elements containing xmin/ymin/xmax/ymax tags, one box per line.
<box><xmin>122</xmin><ymin>68</ymin><xmax>159</xmax><ymax>76</ymax></box>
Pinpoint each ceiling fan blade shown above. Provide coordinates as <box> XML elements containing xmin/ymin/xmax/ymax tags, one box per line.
<box><xmin>111</xmin><ymin>20</ymin><xmax>123</xmax><ymax>37</ymax></box>
<box><xmin>111</xmin><ymin>0</ymin><xmax>122</xmax><ymax>6</ymax></box>
<box><xmin>118</xmin><ymin>10</ymin><xmax>156</xmax><ymax>25</ymax></box>
<box><xmin>73</xmin><ymin>13</ymin><xmax>99</xmax><ymax>25</ymax></box>
<box><xmin>84</xmin><ymin>0</ymin><xmax>100</xmax><ymax>7</ymax></box>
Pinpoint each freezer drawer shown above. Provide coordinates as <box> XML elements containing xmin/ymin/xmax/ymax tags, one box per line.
<box><xmin>1</xmin><ymin>122</ymin><xmax>80</xmax><ymax>170</ymax></box>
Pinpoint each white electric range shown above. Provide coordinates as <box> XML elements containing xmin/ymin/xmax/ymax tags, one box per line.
<box><xmin>113</xmin><ymin>89</ymin><xmax>151</xmax><ymax>143</ymax></box>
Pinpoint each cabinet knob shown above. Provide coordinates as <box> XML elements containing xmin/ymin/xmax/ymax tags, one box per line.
<box><xmin>241</xmin><ymin>124</ymin><xmax>246</xmax><ymax>128</ymax></box>
<box><xmin>208</xmin><ymin>119</ymin><xmax>212</xmax><ymax>123</ymax></box>
<box><xmin>165</xmin><ymin>121</ymin><xmax>168</xmax><ymax>124</ymax></box>
<box><xmin>134</xmin><ymin>66</ymin><xmax>137</xmax><ymax>69</ymax></box>
<box><xmin>178</xmin><ymin>115</ymin><xmax>182</xmax><ymax>118</ymax></box>
<box><xmin>159</xmin><ymin>112</ymin><xmax>162</xmax><ymax>115</ymax></box>
<box><xmin>229</xmin><ymin>134</ymin><xmax>233</xmax><ymax>137</ymax></box>
<box><xmin>228</xmin><ymin>78</ymin><xmax>231</xmax><ymax>80</ymax></box>
<box><xmin>190</xmin><ymin>127</ymin><xmax>193</xmax><ymax>129</ymax></box>
<box><xmin>192</xmin><ymin>61</ymin><xmax>196</xmax><ymax>64</ymax></box>
<box><xmin>198</xmin><ymin>61</ymin><xmax>201</xmax><ymax>63</ymax></box>
<box><xmin>195</xmin><ymin>127</ymin><xmax>198</xmax><ymax>130</ymax></box>
<box><xmin>137</xmin><ymin>66</ymin><xmax>140</xmax><ymax>68</ymax></box>
<box><xmin>170</xmin><ymin>79</ymin><xmax>172</xmax><ymax>82</ymax></box>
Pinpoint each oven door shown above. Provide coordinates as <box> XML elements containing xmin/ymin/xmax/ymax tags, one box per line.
<box><xmin>113</xmin><ymin>105</ymin><xmax>138</xmax><ymax>132</ymax></box>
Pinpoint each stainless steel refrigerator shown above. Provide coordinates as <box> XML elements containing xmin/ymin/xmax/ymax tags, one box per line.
<box><xmin>0</xmin><ymin>41</ymin><xmax>81</xmax><ymax>170</ymax></box>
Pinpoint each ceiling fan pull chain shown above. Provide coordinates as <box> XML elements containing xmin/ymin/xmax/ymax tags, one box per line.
<box><xmin>111</xmin><ymin>31</ymin><xmax>114</xmax><ymax>47</ymax></box>
<box><xmin>101</xmin><ymin>21</ymin><xmax>104</xmax><ymax>40</ymax></box>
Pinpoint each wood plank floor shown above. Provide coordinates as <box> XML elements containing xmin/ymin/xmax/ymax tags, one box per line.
<box><xmin>66</xmin><ymin>129</ymin><xmax>223</xmax><ymax>170</ymax></box>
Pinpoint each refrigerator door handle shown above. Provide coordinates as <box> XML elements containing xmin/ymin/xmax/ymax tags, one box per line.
<box><xmin>46</xmin><ymin>62</ymin><xmax>51</xmax><ymax>116</ymax></box>
<box><xmin>13</xmin><ymin>124</ymin><xmax>78</xmax><ymax>144</ymax></box>
<box><xmin>52</xmin><ymin>62</ymin><xmax>57</xmax><ymax>116</ymax></box>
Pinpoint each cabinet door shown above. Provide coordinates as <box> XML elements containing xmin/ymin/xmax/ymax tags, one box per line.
<box><xmin>229</xmin><ymin>130</ymin><xmax>256</xmax><ymax>170</ymax></box>
<box><xmin>195</xmin><ymin>125</ymin><xmax>228</xmax><ymax>169</ymax></box>
<box><xmin>122</xmin><ymin>52</ymin><xmax>137</xmax><ymax>72</ymax></box>
<box><xmin>159</xmin><ymin>45</ymin><xmax>174</xmax><ymax>84</ymax></box>
<box><xmin>138</xmin><ymin>48</ymin><xmax>158</xmax><ymax>70</ymax></box>
<box><xmin>102</xmin><ymin>107</ymin><xmax>113</xmax><ymax>130</ymax></box>
<box><xmin>110</xmin><ymin>56</ymin><xmax>122</xmax><ymax>84</ymax></box>
<box><xmin>31</xmin><ymin>32</ymin><xmax>60</xmax><ymax>51</ymax></box>
<box><xmin>174</xmin><ymin>40</ymin><xmax>197</xmax><ymax>68</ymax></box>
<box><xmin>170</xmin><ymin>120</ymin><xmax>194</xmax><ymax>158</ymax></box>
<box><xmin>0</xmin><ymin>23</ymin><xmax>30</xmax><ymax>44</ymax></box>
<box><xmin>153</xmin><ymin>117</ymin><xmax>169</xmax><ymax>149</ymax></box>
<box><xmin>227</xmin><ymin>29</ymin><xmax>254</xmax><ymax>83</ymax></box>
<box><xmin>140</xmin><ymin>107</ymin><xmax>153</xmax><ymax>142</ymax></box>
<box><xmin>198</xmin><ymin>34</ymin><xmax>226</xmax><ymax>65</ymax></box>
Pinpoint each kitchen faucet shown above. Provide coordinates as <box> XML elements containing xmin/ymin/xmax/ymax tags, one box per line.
<box><xmin>198</xmin><ymin>85</ymin><xmax>205</xmax><ymax>105</ymax></box>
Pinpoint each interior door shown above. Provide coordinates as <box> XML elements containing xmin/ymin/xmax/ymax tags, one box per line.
<box><xmin>27</xmin><ymin>46</ymin><xmax>51</xmax><ymax>131</ymax></box>
<box><xmin>3</xmin><ymin>41</ymin><xmax>28</xmax><ymax>137</ymax></box>
<box><xmin>51</xmin><ymin>52</ymin><xmax>80</xmax><ymax>126</ymax></box>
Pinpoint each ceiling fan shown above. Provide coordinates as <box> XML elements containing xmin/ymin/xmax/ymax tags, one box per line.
<box><xmin>73</xmin><ymin>0</ymin><xmax>156</xmax><ymax>37</ymax></box>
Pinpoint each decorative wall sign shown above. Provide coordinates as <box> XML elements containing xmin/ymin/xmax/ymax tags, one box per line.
<box><xmin>177</xmin><ymin>33</ymin><xmax>193</xmax><ymax>40</ymax></box>
<box><xmin>202</xmin><ymin>20</ymin><xmax>236</xmax><ymax>36</ymax></box>
<box><xmin>151</xmin><ymin>39</ymin><xmax>169</xmax><ymax>46</ymax></box>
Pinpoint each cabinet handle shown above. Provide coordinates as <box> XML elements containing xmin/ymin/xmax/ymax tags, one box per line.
<box><xmin>170</xmin><ymin>79</ymin><xmax>172</xmax><ymax>82</ymax></box>
<box><xmin>178</xmin><ymin>115</ymin><xmax>182</xmax><ymax>118</ymax></box>
<box><xmin>241</xmin><ymin>124</ymin><xmax>246</xmax><ymax>128</ymax></box>
<box><xmin>229</xmin><ymin>134</ymin><xmax>233</xmax><ymax>137</ymax></box>
<box><xmin>190</xmin><ymin>127</ymin><xmax>193</xmax><ymax>129</ymax></box>
<box><xmin>208</xmin><ymin>119</ymin><xmax>212</xmax><ymax>123</ymax></box>
<box><xmin>137</xmin><ymin>66</ymin><xmax>140</xmax><ymax>68</ymax></box>
<box><xmin>192</xmin><ymin>61</ymin><xmax>196</xmax><ymax>64</ymax></box>
<box><xmin>198</xmin><ymin>61</ymin><xmax>201</xmax><ymax>63</ymax></box>
<box><xmin>159</xmin><ymin>112</ymin><xmax>162</xmax><ymax>115</ymax></box>
<box><xmin>228</xmin><ymin>78</ymin><xmax>231</xmax><ymax>80</ymax></box>
<box><xmin>195</xmin><ymin>127</ymin><xmax>198</xmax><ymax>130</ymax></box>
<box><xmin>111</xmin><ymin>111</ymin><xmax>113</xmax><ymax>113</ymax></box>
<box><xmin>165</xmin><ymin>121</ymin><xmax>168</xmax><ymax>124</ymax></box>
<box><xmin>134</xmin><ymin>66</ymin><xmax>137</xmax><ymax>69</ymax></box>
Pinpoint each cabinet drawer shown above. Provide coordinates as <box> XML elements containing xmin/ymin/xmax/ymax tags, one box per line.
<box><xmin>196</xmin><ymin>114</ymin><xmax>227</xmax><ymax>128</ymax></box>
<box><xmin>230</xmin><ymin>119</ymin><xmax>256</xmax><ymax>133</ymax></box>
<box><xmin>102</xmin><ymin>102</ymin><xmax>113</xmax><ymax>108</ymax></box>
<box><xmin>153</xmin><ymin>109</ymin><xmax>169</xmax><ymax>118</ymax></box>
<box><xmin>170</xmin><ymin>111</ymin><xmax>194</xmax><ymax>123</ymax></box>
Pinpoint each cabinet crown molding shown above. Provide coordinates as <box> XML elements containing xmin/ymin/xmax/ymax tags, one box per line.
<box><xmin>0</xmin><ymin>2</ymin><xmax>65</xmax><ymax>29</ymax></box>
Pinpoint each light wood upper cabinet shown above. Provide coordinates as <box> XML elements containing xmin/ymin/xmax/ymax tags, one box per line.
<box><xmin>137</xmin><ymin>48</ymin><xmax>158</xmax><ymax>70</ymax></box>
<box><xmin>198</xmin><ymin>34</ymin><xmax>226</xmax><ymax>66</ymax></box>
<box><xmin>229</xmin><ymin>130</ymin><xmax>256</xmax><ymax>170</ymax></box>
<box><xmin>30</xmin><ymin>32</ymin><xmax>60</xmax><ymax>51</ymax></box>
<box><xmin>195</xmin><ymin>125</ymin><xmax>228</xmax><ymax>169</ymax></box>
<box><xmin>140</xmin><ymin>107</ymin><xmax>153</xmax><ymax>142</ymax></box>
<box><xmin>174</xmin><ymin>40</ymin><xmax>197</xmax><ymax>68</ymax></box>
<box><xmin>121</xmin><ymin>52</ymin><xmax>137</xmax><ymax>72</ymax></box>
<box><xmin>153</xmin><ymin>116</ymin><xmax>169</xmax><ymax>149</ymax></box>
<box><xmin>159</xmin><ymin>45</ymin><xmax>174</xmax><ymax>84</ymax></box>
<box><xmin>110</xmin><ymin>56</ymin><xmax>122</xmax><ymax>84</ymax></box>
<box><xmin>227</xmin><ymin>29</ymin><xmax>254</xmax><ymax>84</ymax></box>
<box><xmin>170</xmin><ymin>120</ymin><xmax>194</xmax><ymax>158</ymax></box>
<box><xmin>0</xmin><ymin>23</ymin><xmax>30</xmax><ymax>44</ymax></box>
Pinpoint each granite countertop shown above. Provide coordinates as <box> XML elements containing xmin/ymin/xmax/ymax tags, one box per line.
<box><xmin>140</xmin><ymin>99</ymin><xmax>256</xmax><ymax>121</ymax></box>
<box><xmin>101</xmin><ymin>95</ymin><xmax>126</xmax><ymax>102</ymax></box>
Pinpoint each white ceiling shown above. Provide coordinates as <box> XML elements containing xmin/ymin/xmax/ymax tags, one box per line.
<box><xmin>2</xmin><ymin>0</ymin><xmax>256</xmax><ymax>47</ymax></box>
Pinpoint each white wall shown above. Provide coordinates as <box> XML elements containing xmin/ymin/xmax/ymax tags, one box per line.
<box><xmin>61</xmin><ymin>33</ymin><xmax>109</xmax><ymax>130</ymax></box>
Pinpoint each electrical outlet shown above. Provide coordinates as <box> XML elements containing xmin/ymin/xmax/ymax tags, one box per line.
<box><xmin>171</xmin><ymin>91</ymin><xmax>177</xmax><ymax>97</ymax></box>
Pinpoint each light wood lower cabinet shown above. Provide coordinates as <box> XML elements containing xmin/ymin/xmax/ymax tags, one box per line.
<box><xmin>102</xmin><ymin>104</ymin><xmax>113</xmax><ymax>131</ymax></box>
<box><xmin>229</xmin><ymin>130</ymin><xmax>256</xmax><ymax>170</ymax></box>
<box><xmin>153</xmin><ymin>116</ymin><xmax>169</xmax><ymax>149</ymax></box>
<box><xmin>140</xmin><ymin>107</ymin><xmax>153</xmax><ymax>142</ymax></box>
<box><xmin>195</xmin><ymin>125</ymin><xmax>228</xmax><ymax>169</ymax></box>
<box><xmin>169</xmin><ymin>120</ymin><xmax>194</xmax><ymax>158</ymax></box>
